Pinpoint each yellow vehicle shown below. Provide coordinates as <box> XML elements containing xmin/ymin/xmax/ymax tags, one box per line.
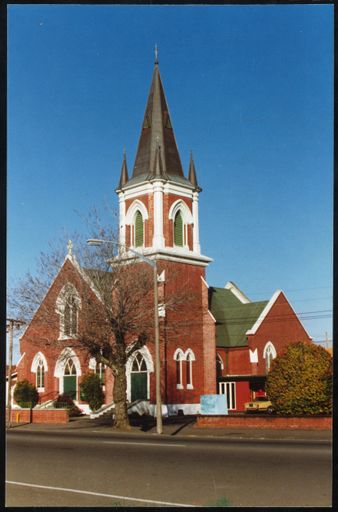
<box><xmin>244</xmin><ymin>396</ymin><xmax>275</xmax><ymax>414</ymax></box>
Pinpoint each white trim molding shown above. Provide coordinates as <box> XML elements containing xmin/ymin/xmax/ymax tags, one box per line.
<box><xmin>54</xmin><ymin>347</ymin><xmax>82</xmax><ymax>378</ymax></box>
<box><xmin>168</xmin><ymin>199</ymin><xmax>193</xmax><ymax>224</ymax></box>
<box><xmin>263</xmin><ymin>341</ymin><xmax>277</xmax><ymax>359</ymax></box>
<box><xmin>249</xmin><ymin>348</ymin><xmax>259</xmax><ymax>363</ymax></box>
<box><xmin>31</xmin><ymin>352</ymin><xmax>48</xmax><ymax>372</ymax></box>
<box><xmin>225</xmin><ymin>281</ymin><xmax>251</xmax><ymax>304</ymax></box>
<box><xmin>125</xmin><ymin>199</ymin><xmax>149</xmax><ymax>224</ymax></box>
<box><xmin>246</xmin><ymin>290</ymin><xmax>282</xmax><ymax>335</ymax></box>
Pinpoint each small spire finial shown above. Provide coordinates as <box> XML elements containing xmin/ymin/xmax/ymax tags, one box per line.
<box><xmin>154</xmin><ymin>44</ymin><xmax>158</xmax><ymax>65</ymax></box>
<box><xmin>67</xmin><ymin>240</ymin><xmax>73</xmax><ymax>257</ymax></box>
<box><xmin>123</xmin><ymin>147</ymin><xmax>126</xmax><ymax>158</ymax></box>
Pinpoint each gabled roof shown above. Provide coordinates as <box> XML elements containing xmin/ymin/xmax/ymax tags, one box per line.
<box><xmin>209</xmin><ymin>287</ymin><xmax>268</xmax><ymax>348</ymax></box>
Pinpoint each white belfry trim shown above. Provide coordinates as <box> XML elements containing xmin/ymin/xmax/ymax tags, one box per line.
<box><xmin>168</xmin><ymin>199</ymin><xmax>193</xmax><ymax>224</ymax></box>
<box><xmin>118</xmin><ymin>193</ymin><xmax>126</xmax><ymax>247</ymax></box>
<box><xmin>125</xmin><ymin>199</ymin><xmax>149</xmax><ymax>224</ymax></box>
<box><xmin>31</xmin><ymin>352</ymin><xmax>48</xmax><ymax>372</ymax></box>
<box><xmin>152</xmin><ymin>181</ymin><xmax>165</xmax><ymax>248</ymax></box>
<box><xmin>192</xmin><ymin>191</ymin><xmax>200</xmax><ymax>254</ymax></box>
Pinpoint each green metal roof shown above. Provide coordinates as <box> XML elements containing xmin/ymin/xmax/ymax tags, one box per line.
<box><xmin>209</xmin><ymin>287</ymin><xmax>268</xmax><ymax>348</ymax></box>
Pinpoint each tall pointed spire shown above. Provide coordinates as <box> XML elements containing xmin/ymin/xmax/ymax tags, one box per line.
<box><xmin>117</xmin><ymin>149</ymin><xmax>129</xmax><ymax>190</ymax></box>
<box><xmin>131</xmin><ymin>51</ymin><xmax>187</xmax><ymax>183</ymax></box>
<box><xmin>188</xmin><ymin>151</ymin><xmax>201</xmax><ymax>191</ymax></box>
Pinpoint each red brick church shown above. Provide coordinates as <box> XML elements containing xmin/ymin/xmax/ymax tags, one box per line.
<box><xmin>16</xmin><ymin>55</ymin><xmax>312</xmax><ymax>415</ymax></box>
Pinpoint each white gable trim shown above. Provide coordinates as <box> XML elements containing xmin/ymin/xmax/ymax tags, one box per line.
<box><xmin>246</xmin><ymin>290</ymin><xmax>281</xmax><ymax>335</ymax></box>
<box><xmin>16</xmin><ymin>352</ymin><xmax>26</xmax><ymax>367</ymax></box>
<box><xmin>225</xmin><ymin>281</ymin><xmax>251</xmax><ymax>304</ymax></box>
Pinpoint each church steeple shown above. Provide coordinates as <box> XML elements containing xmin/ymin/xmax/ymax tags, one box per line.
<box><xmin>131</xmin><ymin>51</ymin><xmax>188</xmax><ymax>184</ymax></box>
<box><xmin>115</xmin><ymin>51</ymin><xmax>212</xmax><ymax>268</ymax></box>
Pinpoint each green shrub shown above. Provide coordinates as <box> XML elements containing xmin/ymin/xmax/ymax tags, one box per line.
<box><xmin>14</xmin><ymin>380</ymin><xmax>39</xmax><ymax>408</ymax></box>
<box><xmin>80</xmin><ymin>373</ymin><xmax>105</xmax><ymax>411</ymax></box>
<box><xmin>54</xmin><ymin>394</ymin><xmax>83</xmax><ymax>417</ymax></box>
<box><xmin>266</xmin><ymin>342</ymin><xmax>332</xmax><ymax>415</ymax></box>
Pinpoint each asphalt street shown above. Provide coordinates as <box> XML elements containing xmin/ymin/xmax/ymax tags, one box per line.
<box><xmin>6</xmin><ymin>429</ymin><xmax>332</xmax><ymax>507</ymax></box>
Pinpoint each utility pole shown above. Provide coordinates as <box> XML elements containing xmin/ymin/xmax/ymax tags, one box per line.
<box><xmin>6</xmin><ymin>318</ymin><xmax>25</xmax><ymax>429</ymax></box>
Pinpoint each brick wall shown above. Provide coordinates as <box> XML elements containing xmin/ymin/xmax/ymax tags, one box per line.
<box><xmin>196</xmin><ymin>415</ymin><xmax>332</xmax><ymax>430</ymax></box>
<box><xmin>9</xmin><ymin>408</ymin><xmax>69</xmax><ymax>424</ymax></box>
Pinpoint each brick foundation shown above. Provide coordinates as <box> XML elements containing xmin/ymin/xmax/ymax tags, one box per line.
<box><xmin>9</xmin><ymin>408</ymin><xmax>69</xmax><ymax>424</ymax></box>
<box><xmin>196</xmin><ymin>414</ymin><xmax>332</xmax><ymax>430</ymax></box>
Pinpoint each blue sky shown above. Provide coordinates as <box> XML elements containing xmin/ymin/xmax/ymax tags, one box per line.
<box><xmin>8</xmin><ymin>5</ymin><xmax>333</xmax><ymax>361</ymax></box>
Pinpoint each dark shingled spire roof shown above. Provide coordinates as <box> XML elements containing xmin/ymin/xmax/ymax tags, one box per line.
<box><xmin>188</xmin><ymin>151</ymin><xmax>201</xmax><ymax>191</ymax></box>
<box><xmin>122</xmin><ymin>55</ymin><xmax>192</xmax><ymax>189</ymax></box>
<box><xmin>117</xmin><ymin>151</ymin><xmax>129</xmax><ymax>190</ymax></box>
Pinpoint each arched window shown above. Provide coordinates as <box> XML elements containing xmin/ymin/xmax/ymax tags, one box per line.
<box><xmin>56</xmin><ymin>283</ymin><xmax>81</xmax><ymax>339</ymax></box>
<box><xmin>134</xmin><ymin>211</ymin><xmax>144</xmax><ymax>247</ymax></box>
<box><xmin>186</xmin><ymin>353</ymin><xmax>192</xmax><ymax>388</ymax></box>
<box><xmin>132</xmin><ymin>353</ymin><xmax>147</xmax><ymax>372</ymax></box>
<box><xmin>36</xmin><ymin>357</ymin><xmax>45</xmax><ymax>389</ymax></box>
<box><xmin>174</xmin><ymin>350</ymin><xmax>184</xmax><ymax>389</ymax></box>
<box><xmin>216</xmin><ymin>353</ymin><xmax>224</xmax><ymax>379</ymax></box>
<box><xmin>263</xmin><ymin>342</ymin><xmax>277</xmax><ymax>373</ymax></box>
<box><xmin>174</xmin><ymin>211</ymin><xmax>183</xmax><ymax>247</ymax></box>
<box><xmin>64</xmin><ymin>359</ymin><xmax>77</xmax><ymax>376</ymax></box>
<box><xmin>185</xmin><ymin>349</ymin><xmax>195</xmax><ymax>389</ymax></box>
<box><xmin>64</xmin><ymin>296</ymin><xmax>78</xmax><ymax>337</ymax></box>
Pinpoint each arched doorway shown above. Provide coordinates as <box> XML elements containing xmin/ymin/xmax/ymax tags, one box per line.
<box><xmin>127</xmin><ymin>347</ymin><xmax>154</xmax><ymax>403</ymax></box>
<box><xmin>130</xmin><ymin>353</ymin><xmax>148</xmax><ymax>402</ymax></box>
<box><xmin>63</xmin><ymin>358</ymin><xmax>77</xmax><ymax>400</ymax></box>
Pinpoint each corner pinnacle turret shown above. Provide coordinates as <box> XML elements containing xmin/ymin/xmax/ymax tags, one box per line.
<box><xmin>117</xmin><ymin>150</ymin><xmax>129</xmax><ymax>190</ymax></box>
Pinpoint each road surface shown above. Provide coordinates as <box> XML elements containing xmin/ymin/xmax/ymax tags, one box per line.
<box><xmin>6</xmin><ymin>430</ymin><xmax>332</xmax><ymax>507</ymax></box>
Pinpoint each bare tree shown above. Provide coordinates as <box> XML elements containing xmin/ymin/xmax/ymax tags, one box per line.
<box><xmin>9</xmin><ymin>211</ymin><xmax>197</xmax><ymax>430</ymax></box>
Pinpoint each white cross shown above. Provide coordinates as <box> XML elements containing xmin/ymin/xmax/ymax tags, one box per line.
<box><xmin>67</xmin><ymin>240</ymin><xmax>73</xmax><ymax>256</ymax></box>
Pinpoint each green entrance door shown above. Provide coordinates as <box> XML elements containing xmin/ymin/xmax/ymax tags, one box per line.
<box><xmin>63</xmin><ymin>376</ymin><xmax>76</xmax><ymax>399</ymax></box>
<box><xmin>63</xmin><ymin>358</ymin><xmax>77</xmax><ymax>400</ymax></box>
<box><xmin>131</xmin><ymin>372</ymin><xmax>147</xmax><ymax>402</ymax></box>
<box><xmin>130</xmin><ymin>353</ymin><xmax>148</xmax><ymax>402</ymax></box>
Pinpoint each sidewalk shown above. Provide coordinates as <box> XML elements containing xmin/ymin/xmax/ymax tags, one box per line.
<box><xmin>7</xmin><ymin>415</ymin><xmax>332</xmax><ymax>442</ymax></box>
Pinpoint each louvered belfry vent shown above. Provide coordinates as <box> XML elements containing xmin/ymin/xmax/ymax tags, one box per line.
<box><xmin>135</xmin><ymin>211</ymin><xmax>144</xmax><ymax>247</ymax></box>
<box><xmin>174</xmin><ymin>211</ymin><xmax>183</xmax><ymax>246</ymax></box>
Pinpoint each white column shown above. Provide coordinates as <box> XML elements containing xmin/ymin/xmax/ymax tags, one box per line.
<box><xmin>118</xmin><ymin>192</ymin><xmax>126</xmax><ymax>247</ymax></box>
<box><xmin>192</xmin><ymin>191</ymin><xmax>201</xmax><ymax>254</ymax></box>
<box><xmin>152</xmin><ymin>181</ymin><xmax>165</xmax><ymax>249</ymax></box>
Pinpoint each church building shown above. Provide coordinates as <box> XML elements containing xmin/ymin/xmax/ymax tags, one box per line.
<box><xmin>15</xmin><ymin>54</ymin><xmax>312</xmax><ymax>415</ymax></box>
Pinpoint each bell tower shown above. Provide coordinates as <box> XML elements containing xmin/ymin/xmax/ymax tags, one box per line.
<box><xmin>115</xmin><ymin>52</ymin><xmax>211</xmax><ymax>269</ymax></box>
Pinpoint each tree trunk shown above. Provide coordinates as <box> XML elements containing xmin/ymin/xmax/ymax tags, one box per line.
<box><xmin>112</xmin><ymin>364</ymin><xmax>130</xmax><ymax>430</ymax></box>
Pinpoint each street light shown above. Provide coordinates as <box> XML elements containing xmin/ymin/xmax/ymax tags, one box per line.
<box><xmin>87</xmin><ymin>239</ymin><xmax>163</xmax><ymax>434</ymax></box>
